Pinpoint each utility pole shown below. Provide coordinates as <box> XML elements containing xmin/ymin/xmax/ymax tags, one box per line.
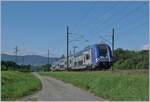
<box><xmin>15</xmin><ymin>46</ymin><xmax>18</xmax><ymax>64</ymax></box>
<box><xmin>73</xmin><ymin>46</ymin><xmax>77</xmax><ymax>57</ymax></box>
<box><xmin>70</xmin><ymin>50</ymin><xmax>71</xmax><ymax>56</ymax></box>
<box><xmin>67</xmin><ymin>26</ymin><xmax>69</xmax><ymax>70</ymax></box>
<box><xmin>112</xmin><ymin>28</ymin><xmax>115</xmax><ymax>70</ymax></box>
<box><xmin>73</xmin><ymin>46</ymin><xmax>77</xmax><ymax>67</ymax></box>
<box><xmin>48</xmin><ymin>49</ymin><xmax>50</xmax><ymax>71</ymax></box>
<box><xmin>112</xmin><ymin>28</ymin><xmax>114</xmax><ymax>56</ymax></box>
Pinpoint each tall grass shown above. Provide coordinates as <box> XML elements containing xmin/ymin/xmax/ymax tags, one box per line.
<box><xmin>39</xmin><ymin>71</ymin><xmax>149</xmax><ymax>101</ymax></box>
<box><xmin>1</xmin><ymin>71</ymin><xmax>42</xmax><ymax>100</ymax></box>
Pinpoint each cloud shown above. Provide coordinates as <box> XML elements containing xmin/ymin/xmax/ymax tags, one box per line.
<box><xmin>141</xmin><ymin>44</ymin><xmax>149</xmax><ymax>50</ymax></box>
<box><xmin>1</xmin><ymin>50</ymin><xmax>15</xmax><ymax>55</ymax></box>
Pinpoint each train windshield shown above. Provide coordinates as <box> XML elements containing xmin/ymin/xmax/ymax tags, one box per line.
<box><xmin>98</xmin><ymin>45</ymin><xmax>108</xmax><ymax>57</ymax></box>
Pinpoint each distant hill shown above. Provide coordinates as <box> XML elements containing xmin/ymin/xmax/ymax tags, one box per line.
<box><xmin>1</xmin><ymin>54</ymin><xmax>59</xmax><ymax>66</ymax></box>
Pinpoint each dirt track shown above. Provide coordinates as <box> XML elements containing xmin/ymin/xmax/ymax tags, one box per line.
<box><xmin>20</xmin><ymin>73</ymin><xmax>104</xmax><ymax>101</ymax></box>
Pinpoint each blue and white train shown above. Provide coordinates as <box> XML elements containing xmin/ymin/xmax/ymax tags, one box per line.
<box><xmin>52</xmin><ymin>43</ymin><xmax>112</xmax><ymax>71</ymax></box>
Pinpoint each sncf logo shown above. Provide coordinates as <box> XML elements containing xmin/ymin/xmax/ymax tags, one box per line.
<box><xmin>96</xmin><ymin>58</ymin><xmax>101</xmax><ymax>62</ymax></box>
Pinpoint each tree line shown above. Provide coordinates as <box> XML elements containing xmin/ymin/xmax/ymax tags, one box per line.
<box><xmin>1</xmin><ymin>61</ymin><xmax>32</xmax><ymax>72</ymax></box>
<box><xmin>38</xmin><ymin>64</ymin><xmax>52</xmax><ymax>72</ymax></box>
<box><xmin>113</xmin><ymin>48</ymin><xmax>149</xmax><ymax>69</ymax></box>
<box><xmin>1</xmin><ymin>60</ymin><xmax>52</xmax><ymax>72</ymax></box>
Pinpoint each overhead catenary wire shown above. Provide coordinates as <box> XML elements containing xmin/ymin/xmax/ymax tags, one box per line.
<box><xmin>69</xmin><ymin>35</ymin><xmax>84</xmax><ymax>43</ymax></box>
<box><xmin>92</xmin><ymin>2</ymin><xmax>148</xmax><ymax>46</ymax></box>
<box><xmin>76</xmin><ymin>2</ymin><xmax>147</xmax><ymax>44</ymax></box>
<box><xmin>99</xmin><ymin>35</ymin><xmax>112</xmax><ymax>45</ymax></box>
<box><xmin>72</xmin><ymin>3</ymin><xmax>117</xmax><ymax>46</ymax></box>
<box><xmin>69</xmin><ymin>34</ymin><xmax>89</xmax><ymax>49</ymax></box>
<box><xmin>95</xmin><ymin>2</ymin><xmax>148</xmax><ymax>35</ymax></box>
<box><xmin>88</xmin><ymin>3</ymin><xmax>119</xmax><ymax>33</ymax></box>
<box><xmin>118</xmin><ymin>21</ymin><xmax>148</xmax><ymax>36</ymax></box>
<box><xmin>76</xmin><ymin>2</ymin><xmax>118</xmax><ymax>29</ymax></box>
<box><xmin>74</xmin><ymin>3</ymin><xmax>97</xmax><ymax>29</ymax></box>
<box><xmin>71</xmin><ymin>2</ymin><xmax>119</xmax><ymax>47</ymax></box>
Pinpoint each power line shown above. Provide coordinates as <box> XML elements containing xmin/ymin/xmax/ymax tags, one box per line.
<box><xmin>68</xmin><ymin>31</ymin><xmax>89</xmax><ymax>49</ymax></box>
<box><xmin>83</xmin><ymin>3</ymin><xmax>119</xmax><ymax>35</ymax></box>
<box><xmin>73</xmin><ymin>3</ymin><xmax>117</xmax><ymax>43</ymax></box>
<box><xmin>91</xmin><ymin>3</ymin><xmax>118</xmax><ymax>29</ymax></box>
<box><xmin>114</xmin><ymin>2</ymin><xmax>148</xmax><ymax>26</ymax></box>
<box><xmin>69</xmin><ymin>36</ymin><xmax>89</xmax><ymax>49</ymax></box>
<box><xmin>72</xmin><ymin>3</ymin><xmax>118</xmax><ymax>47</ymax></box>
<box><xmin>74</xmin><ymin>3</ymin><xmax>96</xmax><ymax>29</ymax></box>
<box><xmin>117</xmin><ymin>21</ymin><xmax>148</xmax><ymax>38</ymax></box>
<box><xmin>72</xmin><ymin>3</ymin><xmax>129</xmax><ymax>47</ymax></box>
<box><xmin>92</xmin><ymin>2</ymin><xmax>147</xmax><ymax>48</ymax></box>
<box><xmin>96</xmin><ymin>3</ymin><xmax>118</xmax><ymax>22</ymax></box>
<box><xmin>87</xmin><ymin>2</ymin><xmax>147</xmax><ymax>44</ymax></box>
<box><xmin>77</xmin><ymin>2</ymin><xmax>118</xmax><ymax>30</ymax></box>
<box><xmin>69</xmin><ymin>35</ymin><xmax>84</xmax><ymax>43</ymax></box>
<box><xmin>99</xmin><ymin>35</ymin><xmax>111</xmax><ymax>45</ymax></box>
<box><xmin>97</xmin><ymin>2</ymin><xmax>147</xmax><ymax>35</ymax></box>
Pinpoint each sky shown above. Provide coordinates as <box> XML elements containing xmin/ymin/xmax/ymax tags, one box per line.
<box><xmin>1</xmin><ymin>1</ymin><xmax>149</xmax><ymax>57</ymax></box>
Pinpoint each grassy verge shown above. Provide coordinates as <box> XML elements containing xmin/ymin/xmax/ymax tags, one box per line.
<box><xmin>39</xmin><ymin>71</ymin><xmax>149</xmax><ymax>101</ymax></box>
<box><xmin>2</xmin><ymin>71</ymin><xmax>42</xmax><ymax>101</ymax></box>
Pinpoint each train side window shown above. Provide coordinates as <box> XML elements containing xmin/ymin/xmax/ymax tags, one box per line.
<box><xmin>83</xmin><ymin>57</ymin><xmax>85</xmax><ymax>63</ymax></box>
<box><xmin>70</xmin><ymin>59</ymin><xmax>72</xmax><ymax>64</ymax></box>
<box><xmin>86</xmin><ymin>54</ymin><xmax>90</xmax><ymax>60</ymax></box>
<box><xmin>74</xmin><ymin>62</ymin><xmax>77</xmax><ymax>66</ymax></box>
<box><xmin>78</xmin><ymin>60</ymin><xmax>83</xmax><ymax>65</ymax></box>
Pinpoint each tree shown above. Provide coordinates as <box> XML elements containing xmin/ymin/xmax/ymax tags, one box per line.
<box><xmin>39</xmin><ymin>64</ymin><xmax>52</xmax><ymax>72</ymax></box>
<box><xmin>1</xmin><ymin>60</ymin><xmax>32</xmax><ymax>72</ymax></box>
<box><xmin>113</xmin><ymin>48</ymin><xmax>149</xmax><ymax>69</ymax></box>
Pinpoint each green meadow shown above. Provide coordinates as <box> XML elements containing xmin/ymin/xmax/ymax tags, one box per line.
<box><xmin>1</xmin><ymin>71</ymin><xmax>42</xmax><ymax>100</ymax></box>
<box><xmin>39</xmin><ymin>71</ymin><xmax>149</xmax><ymax>101</ymax></box>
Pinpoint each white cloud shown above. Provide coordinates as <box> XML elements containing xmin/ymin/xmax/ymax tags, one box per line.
<box><xmin>141</xmin><ymin>44</ymin><xmax>149</xmax><ymax>50</ymax></box>
<box><xmin>1</xmin><ymin>50</ymin><xmax>15</xmax><ymax>55</ymax></box>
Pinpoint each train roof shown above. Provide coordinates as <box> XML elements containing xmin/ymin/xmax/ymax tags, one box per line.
<box><xmin>74</xmin><ymin>43</ymin><xmax>110</xmax><ymax>57</ymax></box>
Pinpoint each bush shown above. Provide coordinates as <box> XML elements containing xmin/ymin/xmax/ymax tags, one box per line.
<box><xmin>113</xmin><ymin>49</ymin><xmax>149</xmax><ymax>69</ymax></box>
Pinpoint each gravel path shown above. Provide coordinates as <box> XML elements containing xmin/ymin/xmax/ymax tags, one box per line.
<box><xmin>20</xmin><ymin>72</ymin><xmax>104</xmax><ymax>101</ymax></box>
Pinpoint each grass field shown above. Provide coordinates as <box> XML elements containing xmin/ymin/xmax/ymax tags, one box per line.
<box><xmin>39</xmin><ymin>71</ymin><xmax>149</xmax><ymax>101</ymax></box>
<box><xmin>1</xmin><ymin>71</ymin><xmax>42</xmax><ymax>100</ymax></box>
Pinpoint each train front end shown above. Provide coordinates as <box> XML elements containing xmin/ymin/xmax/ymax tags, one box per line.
<box><xmin>92</xmin><ymin>43</ymin><xmax>112</xmax><ymax>69</ymax></box>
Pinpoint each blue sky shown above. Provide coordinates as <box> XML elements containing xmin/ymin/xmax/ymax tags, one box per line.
<box><xmin>1</xmin><ymin>1</ymin><xmax>149</xmax><ymax>57</ymax></box>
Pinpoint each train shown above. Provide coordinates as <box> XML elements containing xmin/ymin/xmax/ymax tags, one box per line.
<box><xmin>51</xmin><ymin>43</ymin><xmax>112</xmax><ymax>71</ymax></box>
